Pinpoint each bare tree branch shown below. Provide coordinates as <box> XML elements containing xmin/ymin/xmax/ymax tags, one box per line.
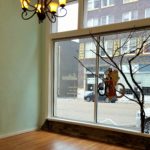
<box><xmin>128</xmin><ymin>61</ymin><xmax>143</xmax><ymax>104</ymax></box>
<box><xmin>121</xmin><ymin>94</ymin><xmax>140</xmax><ymax>104</ymax></box>
<box><xmin>112</xmin><ymin>30</ymin><xmax>134</xmax><ymax>58</ymax></box>
<box><xmin>128</xmin><ymin>35</ymin><xmax>150</xmax><ymax>104</ymax></box>
<box><xmin>90</xmin><ymin>49</ymin><xmax>115</xmax><ymax>67</ymax></box>
<box><xmin>133</xmin><ymin>64</ymin><xmax>150</xmax><ymax>74</ymax></box>
<box><xmin>74</xmin><ymin>56</ymin><xmax>100</xmax><ymax>79</ymax></box>
<box><xmin>129</xmin><ymin>35</ymin><xmax>150</xmax><ymax>62</ymax></box>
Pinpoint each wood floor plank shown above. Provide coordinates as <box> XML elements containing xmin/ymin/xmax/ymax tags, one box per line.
<box><xmin>0</xmin><ymin>131</ymin><xmax>132</xmax><ymax>150</ymax></box>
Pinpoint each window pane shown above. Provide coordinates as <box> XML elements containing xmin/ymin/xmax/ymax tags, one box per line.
<box><xmin>54</xmin><ymin>38</ymin><xmax>95</xmax><ymax>122</ymax></box>
<box><xmin>87</xmin><ymin>18</ymin><xmax>99</xmax><ymax>27</ymax></box>
<box><xmin>101</xmin><ymin>15</ymin><xmax>114</xmax><ymax>25</ymax></box>
<box><xmin>100</xmin><ymin>39</ymin><xmax>113</xmax><ymax>56</ymax></box>
<box><xmin>84</xmin><ymin>0</ymin><xmax>150</xmax><ymax>28</ymax></box>
<box><xmin>145</xmin><ymin>8</ymin><xmax>150</xmax><ymax>18</ymax></box>
<box><xmin>51</xmin><ymin>1</ymin><xmax>78</xmax><ymax>33</ymax></box>
<box><xmin>97</xmin><ymin>30</ymin><xmax>150</xmax><ymax>132</ymax></box>
<box><xmin>85</xmin><ymin>41</ymin><xmax>96</xmax><ymax>58</ymax></box>
<box><xmin>122</xmin><ymin>12</ymin><xmax>131</xmax><ymax>22</ymax></box>
<box><xmin>101</xmin><ymin>16</ymin><xmax>107</xmax><ymax>25</ymax></box>
<box><xmin>101</xmin><ymin>0</ymin><xmax>114</xmax><ymax>8</ymax></box>
<box><xmin>121</xmin><ymin>37</ymin><xmax>137</xmax><ymax>54</ymax></box>
<box><xmin>88</xmin><ymin>0</ymin><xmax>100</xmax><ymax>10</ymax></box>
<box><xmin>101</xmin><ymin>0</ymin><xmax>107</xmax><ymax>8</ymax></box>
<box><xmin>94</xmin><ymin>0</ymin><xmax>100</xmax><ymax>8</ymax></box>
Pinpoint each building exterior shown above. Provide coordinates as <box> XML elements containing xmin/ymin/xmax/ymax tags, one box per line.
<box><xmin>85</xmin><ymin>0</ymin><xmax>150</xmax><ymax>27</ymax></box>
<box><xmin>56</xmin><ymin>41</ymin><xmax>78</xmax><ymax>97</ymax></box>
<box><xmin>77</xmin><ymin>0</ymin><xmax>150</xmax><ymax>98</ymax></box>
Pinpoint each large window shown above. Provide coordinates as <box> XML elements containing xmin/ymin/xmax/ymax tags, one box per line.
<box><xmin>53</xmin><ymin>30</ymin><xmax>150</xmax><ymax>132</ymax></box>
<box><xmin>49</xmin><ymin>0</ymin><xmax>150</xmax><ymax>134</ymax></box>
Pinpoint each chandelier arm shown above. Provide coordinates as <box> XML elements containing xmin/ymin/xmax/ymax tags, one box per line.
<box><xmin>54</xmin><ymin>8</ymin><xmax>67</xmax><ymax>17</ymax></box>
<box><xmin>46</xmin><ymin>12</ymin><xmax>56</xmax><ymax>23</ymax></box>
<box><xmin>25</xmin><ymin>0</ymin><xmax>36</xmax><ymax>9</ymax></box>
<box><xmin>25</xmin><ymin>8</ymin><xmax>37</xmax><ymax>12</ymax></box>
<box><xmin>21</xmin><ymin>11</ymin><xmax>36</xmax><ymax>20</ymax></box>
<box><xmin>45</xmin><ymin>0</ymin><xmax>53</xmax><ymax>7</ymax></box>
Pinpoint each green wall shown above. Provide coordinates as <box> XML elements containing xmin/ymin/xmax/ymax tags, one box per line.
<box><xmin>0</xmin><ymin>1</ymin><xmax>42</xmax><ymax>136</ymax></box>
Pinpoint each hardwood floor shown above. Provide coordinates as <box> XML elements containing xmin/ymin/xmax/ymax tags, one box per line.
<box><xmin>0</xmin><ymin>131</ymin><xmax>132</xmax><ymax>150</ymax></box>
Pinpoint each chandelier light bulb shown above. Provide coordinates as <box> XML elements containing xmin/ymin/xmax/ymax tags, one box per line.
<box><xmin>59</xmin><ymin>0</ymin><xmax>66</xmax><ymax>7</ymax></box>
<box><xmin>20</xmin><ymin>0</ymin><xmax>30</xmax><ymax>9</ymax></box>
<box><xmin>35</xmin><ymin>4</ymin><xmax>42</xmax><ymax>13</ymax></box>
<box><xmin>49</xmin><ymin>2</ymin><xmax>58</xmax><ymax>14</ymax></box>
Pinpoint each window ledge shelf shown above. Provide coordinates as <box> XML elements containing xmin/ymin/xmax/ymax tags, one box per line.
<box><xmin>42</xmin><ymin>118</ymin><xmax>150</xmax><ymax>150</ymax></box>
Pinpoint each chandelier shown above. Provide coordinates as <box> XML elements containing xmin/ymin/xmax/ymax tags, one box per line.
<box><xmin>20</xmin><ymin>0</ymin><xmax>67</xmax><ymax>23</ymax></box>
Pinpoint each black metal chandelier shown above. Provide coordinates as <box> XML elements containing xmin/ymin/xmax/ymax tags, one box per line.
<box><xmin>20</xmin><ymin>0</ymin><xmax>67</xmax><ymax>23</ymax></box>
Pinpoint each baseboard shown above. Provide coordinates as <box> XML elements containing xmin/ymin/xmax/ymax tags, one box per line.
<box><xmin>0</xmin><ymin>127</ymin><xmax>39</xmax><ymax>139</ymax></box>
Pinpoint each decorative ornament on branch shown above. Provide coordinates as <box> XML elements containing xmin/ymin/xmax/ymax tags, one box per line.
<box><xmin>97</xmin><ymin>68</ymin><xmax>125</xmax><ymax>101</ymax></box>
<box><xmin>20</xmin><ymin>0</ymin><xmax>67</xmax><ymax>23</ymax></box>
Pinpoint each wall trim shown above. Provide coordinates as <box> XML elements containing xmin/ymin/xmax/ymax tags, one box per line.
<box><xmin>0</xmin><ymin>127</ymin><xmax>39</xmax><ymax>139</ymax></box>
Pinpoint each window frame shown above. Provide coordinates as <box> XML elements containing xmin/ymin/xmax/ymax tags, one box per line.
<box><xmin>46</xmin><ymin>0</ymin><xmax>150</xmax><ymax>133</ymax></box>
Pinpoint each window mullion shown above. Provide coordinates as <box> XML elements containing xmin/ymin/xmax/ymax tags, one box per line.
<box><xmin>94</xmin><ymin>35</ymin><xmax>100</xmax><ymax>123</ymax></box>
<box><xmin>78</xmin><ymin>0</ymin><xmax>84</xmax><ymax>29</ymax></box>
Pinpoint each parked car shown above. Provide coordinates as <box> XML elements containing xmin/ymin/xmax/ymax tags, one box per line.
<box><xmin>136</xmin><ymin>108</ymin><xmax>150</xmax><ymax>134</ymax></box>
<box><xmin>84</xmin><ymin>92</ymin><xmax>117</xmax><ymax>103</ymax></box>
